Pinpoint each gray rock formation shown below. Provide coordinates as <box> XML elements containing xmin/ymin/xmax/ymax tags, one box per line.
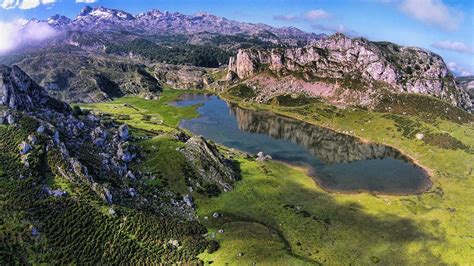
<box><xmin>456</xmin><ymin>76</ymin><xmax>474</xmax><ymax>112</ymax></box>
<box><xmin>181</xmin><ymin>136</ymin><xmax>239</xmax><ymax>192</ymax></box>
<box><xmin>227</xmin><ymin>33</ymin><xmax>471</xmax><ymax>111</ymax></box>
<box><xmin>0</xmin><ymin>65</ymin><xmax>71</xmax><ymax>112</ymax></box>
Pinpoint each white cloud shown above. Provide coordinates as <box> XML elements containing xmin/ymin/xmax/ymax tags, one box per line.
<box><xmin>0</xmin><ymin>0</ymin><xmax>55</xmax><ymax>9</ymax></box>
<box><xmin>1</xmin><ymin>0</ymin><xmax>18</xmax><ymax>9</ymax></box>
<box><xmin>0</xmin><ymin>19</ymin><xmax>58</xmax><ymax>54</ymax></box>
<box><xmin>399</xmin><ymin>0</ymin><xmax>463</xmax><ymax>31</ymax></box>
<box><xmin>447</xmin><ymin>62</ymin><xmax>472</xmax><ymax>76</ymax></box>
<box><xmin>432</xmin><ymin>40</ymin><xmax>473</xmax><ymax>54</ymax></box>
<box><xmin>75</xmin><ymin>0</ymin><xmax>98</xmax><ymax>3</ymax></box>
<box><xmin>304</xmin><ymin>9</ymin><xmax>330</xmax><ymax>20</ymax></box>
<box><xmin>18</xmin><ymin>0</ymin><xmax>39</xmax><ymax>9</ymax></box>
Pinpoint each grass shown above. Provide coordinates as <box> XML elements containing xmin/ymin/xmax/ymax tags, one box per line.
<box><xmin>131</xmin><ymin>137</ymin><xmax>190</xmax><ymax>195</ymax></box>
<box><xmin>211</xmin><ymin>91</ymin><xmax>474</xmax><ymax>265</ymax></box>
<box><xmin>80</xmin><ymin>89</ymin><xmax>203</xmax><ymax>132</ymax></box>
<box><xmin>81</xmin><ymin>89</ymin><xmax>474</xmax><ymax>265</ymax></box>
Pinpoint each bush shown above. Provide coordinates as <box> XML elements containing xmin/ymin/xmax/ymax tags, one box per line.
<box><xmin>72</xmin><ymin>105</ymin><xmax>83</xmax><ymax>116</ymax></box>
<box><xmin>207</xmin><ymin>240</ymin><xmax>220</xmax><ymax>254</ymax></box>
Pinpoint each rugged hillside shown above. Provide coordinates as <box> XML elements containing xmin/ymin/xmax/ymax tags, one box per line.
<box><xmin>456</xmin><ymin>76</ymin><xmax>474</xmax><ymax>111</ymax></box>
<box><xmin>227</xmin><ymin>33</ymin><xmax>472</xmax><ymax>111</ymax></box>
<box><xmin>0</xmin><ymin>65</ymin><xmax>239</xmax><ymax>263</ymax></box>
<box><xmin>2</xmin><ymin>48</ymin><xmax>163</xmax><ymax>103</ymax></box>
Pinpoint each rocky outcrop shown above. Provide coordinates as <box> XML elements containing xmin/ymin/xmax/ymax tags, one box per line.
<box><xmin>181</xmin><ymin>136</ymin><xmax>239</xmax><ymax>192</ymax></box>
<box><xmin>456</xmin><ymin>76</ymin><xmax>474</xmax><ymax>112</ymax></box>
<box><xmin>0</xmin><ymin>65</ymin><xmax>71</xmax><ymax>112</ymax></box>
<box><xmin>227</xmin><ymin>33</ymin><xmax>472</xmax><ymax>111</ymax></box>
<box><xmin>152</xmin><ymin>64</ymin><xmax>216</xmax><ymax>90</ymax></box>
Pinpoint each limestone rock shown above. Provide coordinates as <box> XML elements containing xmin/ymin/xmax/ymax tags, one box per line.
<box><xmin>0</xmin><ymin>65</ymin><xmax>71</xmax><ymax>112</ymax></box>
<box><xmin>118</xmin><ymin>124</ymin><xmax>130</xmax><ymax>140</ymax></box>
<box><xmin>181</xmin><ymin>136</ymin><xmax>239</xmax><ymax>192</ymax></box>
<box><xmin>227</xmin><ymin>33</ymin><xmax>472</xmax><ymax>111</ymax></box>
<box><xmin>19</xmin><ymin>141</ymin><xmax>32</xmax><ymax>155</ymax></box>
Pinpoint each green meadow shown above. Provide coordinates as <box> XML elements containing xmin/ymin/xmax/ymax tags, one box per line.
<box><xmin>82</xmin><ymin>89</ymin><xmax>474</xmax><ymax>265</ymax></box>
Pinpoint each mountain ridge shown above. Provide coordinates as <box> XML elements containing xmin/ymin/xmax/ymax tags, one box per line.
<box><xmin>226</xmin><ymin>33</ymin><xmax>472</xmax><ymax>111</ymax></box>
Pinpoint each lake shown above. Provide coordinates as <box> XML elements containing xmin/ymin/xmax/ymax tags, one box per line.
<box><xmin>172</xmin><ymin>93</ymin><xmax>432</xmax><ymax>195</ymax></box>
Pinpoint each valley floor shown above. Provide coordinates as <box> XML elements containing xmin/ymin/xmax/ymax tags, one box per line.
<box><xmin>82</xmin><ymin>89</ymin><xmax>474</xmax><ymax>265</ymax></box>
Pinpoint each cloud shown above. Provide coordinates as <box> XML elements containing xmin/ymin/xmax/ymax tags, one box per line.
<box><xmin>75</xmin><ymin>0</ymin><xmax>98</xmax><ymax>3</ymax></box>
<box><xmin>304</xmin><ymin>9</ymin><xmax>330</xmax><ymax>20</ymax></box>
<box><xmin>311</xmin><ymin>24</ymin><xmax>360</xmax><ymax>37</ymax></box>
<box><xmin>399</xmin><ymin>0</ymin><xmax>463</xmax><ymax>31</ymax></box>
<box><xmin>447</xmin><ymin>62</ymin><xmax>472</xmax><ymax>76</ymax></box>
<box><xmin>0</xmin><ymin>0</ymin><xmax>56</xmax><ymax>9</ymax></box>
<box><xmin>0</xmin><ymin>19</ymin><xmax>59</xmax><ymax>54</ymax></box>
<box><xmin>19</xmin><ymin>0</ymin><xmax>40</xmax><ymax>9</ymax></box>
<box><xmin>1</xmin><ymin>0</ymin><xmax>18</xmax><ymax>9</ymax></box>
<box><xmin>432</xmin><ymin>40</ymin><xmax>473</xmax><ymax>54</ymax></box>
<box><xmin>274</xmin><ymin>9</ymin><xmax>330</xmax><ymax>22</ymax></box>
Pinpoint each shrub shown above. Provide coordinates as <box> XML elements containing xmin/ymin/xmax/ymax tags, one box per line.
<box><xmin>207</xmin><ymin>240</ymin><xmax>220</xmax><ymax>254</ymax></box>
<box><xmin>72</xmin><ymin>105</ymin><xmax>83</xmax><ymax>116</ymax></box>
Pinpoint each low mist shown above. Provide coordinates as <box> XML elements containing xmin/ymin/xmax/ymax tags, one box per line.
<box><xmin>0</xmin><ymin>19</ymin><xmax>59</xmax><ymax>55</ymax></box>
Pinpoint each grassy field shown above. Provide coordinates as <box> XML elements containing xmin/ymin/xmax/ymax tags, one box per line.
<box><xmin>83</xmin><ymin>90</ymin><xmax>474</xmax><ymax>265</ymax></box>
<box><xmin>81</xmin><ymin>89</ymin><xmax>203</xmax><ymax>133</ymax></box>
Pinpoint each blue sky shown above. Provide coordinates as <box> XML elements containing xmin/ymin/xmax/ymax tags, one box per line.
<box><xmin>1</xmin><ymin>0</ymin><xmax>473</xmax><ymax>75</ymax></box>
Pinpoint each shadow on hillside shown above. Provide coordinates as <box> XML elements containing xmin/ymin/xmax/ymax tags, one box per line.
<box><xmin>204</xmin><ymin>167</ymin><xmax>446</xmax><ymax>265</ymax></box>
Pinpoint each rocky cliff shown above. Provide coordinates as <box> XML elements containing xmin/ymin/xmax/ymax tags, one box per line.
<box><xmin>227</xmin><ymin>33</ymin><xmax>472</xmax><ymax>111</ymax></box>
<box><xmin>456</xmin><ymin>76</ymin><xmax>474</xmax><ymax>112</ymax></box>
<box><xmin>0</xmin><ymin>65</ymin><xmax>70</xmax><ymax>112</ymax></box>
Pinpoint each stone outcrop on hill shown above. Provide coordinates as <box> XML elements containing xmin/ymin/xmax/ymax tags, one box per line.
<box><xmin>181</xmin><ymin>136</ymin><xmax>239</xmax><ymax>193</ymax></box>
<box><xmin>0</xmin><ymin>65</ymin><xmax>238</xmax><ymax>218</ymax></box>
<box><xmin>227</xmin><ymin>33</ymin><xmax>472</xmax><ymax>111</ymax></box>
<box><xmin>456</xmin><ymin>76</ymin><xmax>474</xmax><ymax>112</ymax></box>
<box><xmin>0</xmin><ymin>65</ymin><xmax>70</xmax><ymax>112</ymax></box>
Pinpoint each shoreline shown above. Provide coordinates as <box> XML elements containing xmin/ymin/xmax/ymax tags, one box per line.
<box><xmin>173</xmin><ymin>91</ymin><xmax>434</xmax><ymax>196</ymax></box>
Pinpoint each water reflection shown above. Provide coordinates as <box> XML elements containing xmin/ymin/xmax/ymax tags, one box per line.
<box><xmin>174</xmin><ymin>94</ymin><xmax>431</xmax><ymax>195</ymax></box>
<box><xmin>229</xmin><ymin>104</ymin><xmax>406</xmax><ymax>164</ymax></box>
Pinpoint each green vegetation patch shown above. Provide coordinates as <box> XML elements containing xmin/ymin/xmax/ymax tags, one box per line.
<box><xmin>270</xmin><ymin>94</ymin><xmax>321</xmax><ymax>107</ymax></box>
<box><xmin>375</xmin><ymin>93</ymin><xmax>473</xmax><ymax>124</ymax></box>
<box><xmin>105</xmin><ymin>38</ymin><xmax>231</xmax><ymax>68</ymax></box>
<box><xmin>227</xmin><ymin>84</ymin><xmax>257</xmax><ymax>100</ymax></box>
<box><xmin>423</xmin><ymin>133</ymin><xmax>472</xmax><ymax>152</ymax></box>
<box><xmin>81</xmin><ymin>90</ymin><xmax>201</xmax><ymax>131</ymax></box>
<box><xmin>133</xmin><ymin>137</ymin><xmax>191</xmax><ymax>194</ymax></box>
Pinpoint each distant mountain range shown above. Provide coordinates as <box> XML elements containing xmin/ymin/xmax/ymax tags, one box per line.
<box><xmin>35</xmin><ymin>6</ymin><xmax>325</xmax><ymax>45</ymax></box>
<box><xmin>0</xmin><ymin>5</ymin><xmax>470</xmax><ymax>112</ymax></box>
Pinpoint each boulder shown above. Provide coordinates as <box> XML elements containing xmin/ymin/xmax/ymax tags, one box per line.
<box><xmin>183</xmin><ymin>194</ymin><xmax>194</xmax><ymax>208</ymax></box>
<box><xmin>19</xmin><ymin>141</ymin><xmax>32</xmax><ymax>155</ymax></box>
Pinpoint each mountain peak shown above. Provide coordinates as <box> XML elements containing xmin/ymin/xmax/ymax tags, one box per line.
<box><xmin>77</xmin><ymin>6</ymin><xmax>135</xmax><ymax>20</ymax></box>
<box><xmin>79</xmin><ymin>5</ymin><xmax>93</xmax><ymax>17</ymax></box>
<box><xmin>47</xmin><ymin>14</ymin><xmax>71</xmax><ymax>26</ymax></box>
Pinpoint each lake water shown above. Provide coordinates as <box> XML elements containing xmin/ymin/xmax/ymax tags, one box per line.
<box><xmin>172</xmin><ymin>93</ymin><xmax>432</xmax><ymax>195</ymax></box>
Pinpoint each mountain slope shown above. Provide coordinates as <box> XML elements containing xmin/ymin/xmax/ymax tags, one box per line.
<box><xmin>0</xmin><ymin>65</ymin><xmax>239</xmax><ymax>263</ymax></box>
<box><xmin>226</xmin><ymin>33</ymin><xmax>471</xmax><ymax>111</ymax></box>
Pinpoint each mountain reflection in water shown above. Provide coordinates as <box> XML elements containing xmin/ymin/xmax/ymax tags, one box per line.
<box><xmin>173</xmin><ymin>94</ymin><xmax>431</xmax><ymax>195</ymax></box>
